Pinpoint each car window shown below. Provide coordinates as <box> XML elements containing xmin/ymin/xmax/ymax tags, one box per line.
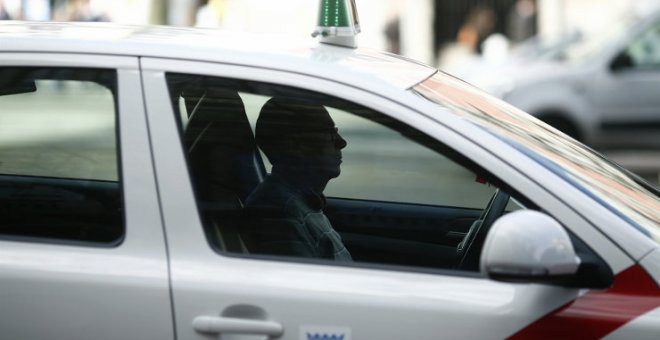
<box><xmin>0</xmin><ymin>67</ymin><xmax>123</xmax><ymax>244</ymax></box>
<box><xmin>166</xmin><ymin>73</ymin><xmax>530</xmax><ymax>272</ymax></box>
<box><xmin>566</xmin><ymin>12</ymin><xmax>633</xmax><ymax>63</ymax></box>
<box><xmin>239</xmin><ymin>92</ymin><xmax>496</xmax><ymax>208</ymax></box>
<box><xmin>625</xmin><ymin>20</ymin><xmax>660</xmax><ymax>69</ymax></box>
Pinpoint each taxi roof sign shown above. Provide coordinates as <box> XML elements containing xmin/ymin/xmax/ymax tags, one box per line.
<box><xmin>312</xmin><ymin>0</ymin><xmax>361</xmax><ymax>48</ymax></box>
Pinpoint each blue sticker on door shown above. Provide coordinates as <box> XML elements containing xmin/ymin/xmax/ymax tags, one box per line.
<box><xmin>300</xmin><ymin>326</ymin><xmax>351</xmax><ymax>340</ymax></box>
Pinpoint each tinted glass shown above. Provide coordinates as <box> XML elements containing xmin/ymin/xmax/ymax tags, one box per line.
<box><xmin>0</xmin><ymin>68</ymin><xmax>122</xmax><ymax>244</ymax></box>
<box><xmin>626</xmin><ymin>21</ymin><xmax>660</xmax><ymax>69</ymax></box>
<box><xmin>166</xmin><ymin>73</ymin><xmax>528</xmax><ymax>272</ymax></box>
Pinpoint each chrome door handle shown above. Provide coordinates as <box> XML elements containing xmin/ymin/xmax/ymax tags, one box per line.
<box><xmin>193</xmin><ymin>315</ymin><xmax>284</xmax><ymax>337</ymax></box>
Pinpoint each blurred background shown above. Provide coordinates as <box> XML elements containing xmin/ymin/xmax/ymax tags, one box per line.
<box><xmin>1</xmin><ymin>0</ymin><xmax>658</xmax><ymax>185</ymax></box>
<box><xmin>0</xmin><ymin>1</ymin><xmax>647</xmax><ymax>64</ymax></box>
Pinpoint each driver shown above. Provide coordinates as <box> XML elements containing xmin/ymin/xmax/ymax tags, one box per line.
<box><xmin>243</xmin><ymin>96</ymin><xmax>351</xmax><ymax>261</ymax></box>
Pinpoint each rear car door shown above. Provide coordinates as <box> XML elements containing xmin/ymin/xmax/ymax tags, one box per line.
<box><xmin>591</xmin><ymin>18</ymin><xmax>660</xmax><ymax>147</ymax></box>
<box><xmin>141</xmin><ymin>57</ymin><xmax>633</xmax><ymax>340</ymax></box>
<box><xmin>0</xmin><ymin>54</ymin><xmax>173</xmax><ymax>340</ymax></box>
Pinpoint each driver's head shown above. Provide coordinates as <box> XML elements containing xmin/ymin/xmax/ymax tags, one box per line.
<box><xmin>256</xmin><ymin>97</ymin><xmax>347</xmax><ymax>179</ymax></box>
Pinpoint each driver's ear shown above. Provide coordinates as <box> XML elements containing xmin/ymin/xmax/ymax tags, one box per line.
<box><xmin>285</xmin><ymin>136</ymin><xmax>305</xmax><ymax>155</ymax></box>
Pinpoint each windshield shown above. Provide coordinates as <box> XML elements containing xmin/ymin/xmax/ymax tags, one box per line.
<box><xmin>565</xmin><ymin>15</ymin><xmax>633</xmax><ymax>63</ymax></box>
<box><xmin>413</xmin><ymin>73</ymin><xmax>660</xmax><ymax>243</ymax></box>
<box><xmin>564</xmin><ymin>7</ymin><xmax>656</xmax><ymax>64</ymax></box>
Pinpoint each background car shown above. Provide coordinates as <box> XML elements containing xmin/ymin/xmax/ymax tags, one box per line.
<box><xmin>469</xmin><ymin>1</ymin><xmax>660</xmax><ymax>149</ymax></box>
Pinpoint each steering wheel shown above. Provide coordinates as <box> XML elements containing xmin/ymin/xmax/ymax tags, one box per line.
<box><xmin>455</xmin><ymin>189</ymin><xmax>510</xmax><ymax>271</ymax></box>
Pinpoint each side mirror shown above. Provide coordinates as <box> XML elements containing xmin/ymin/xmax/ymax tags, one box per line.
<box><xmin>481</xmin><ymin>210</ymin><xmax>581</xmax><ymax>283</ymax></box>
<box><xmin>610</xmin><ymin>51</ymin><xmax>634</xmax><ymax>72</ymax></box>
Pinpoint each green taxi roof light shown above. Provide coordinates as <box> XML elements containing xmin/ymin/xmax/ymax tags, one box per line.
<box><xmin>312</xmin><ymin>0</ymin><xmax>361</xmax><ymax>48</ymax></box>
<box><xmin>318</xmin><ymin>0</ymin><xmax>351</xmax><ymax>27</ymax></box>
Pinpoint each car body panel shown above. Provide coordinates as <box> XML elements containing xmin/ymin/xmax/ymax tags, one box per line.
<box><xmin>588</xmin><ymin>65</ymin><xmax>660</xmax><ymax>148</ymax></box>
<box><xmin>510</xmin><ymin>264</ymin><xmax>660</xmax><ymax>339</ymax></box>
<box><xmin>604</xmin><ymin>307</ymin><xmax>660</xmax><ymax>340</ymax></box>
<box><xmin>169</xmin><ymin>253</ymin><xmax>589</xmax><ymax>340</ymax></box>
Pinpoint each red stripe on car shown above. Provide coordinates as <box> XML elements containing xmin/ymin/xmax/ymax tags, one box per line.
<box><xmin>509</xmin><ymin>264</ymin><xmax>660</xmax><ymax>339</ymax></box>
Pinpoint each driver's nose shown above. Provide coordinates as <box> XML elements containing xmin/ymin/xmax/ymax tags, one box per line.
<box><xmin>335</xmin><ymin>133</ymin><xmax>347</xmax><ymax>149</ymax></box>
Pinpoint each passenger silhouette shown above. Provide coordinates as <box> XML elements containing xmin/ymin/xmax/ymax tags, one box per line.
<box><xmin>244</xmin><ymin>97</ymin><xmax>351</xmax><ymax>260</ymax></box>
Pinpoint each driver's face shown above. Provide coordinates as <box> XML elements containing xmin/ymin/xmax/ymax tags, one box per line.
<box><xmin>294</xmin><ymin>116</ymin><xmax>347</xmax><ymax>178</ymax></box>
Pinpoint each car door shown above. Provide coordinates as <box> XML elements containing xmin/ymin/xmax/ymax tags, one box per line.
<box><xmin>590</xmin><ymin>18</ymin><xmax>660</xmax><ymax>147</ymax></box>
<box><xmin>141</xmin><ymin>57</ymin><xmax>634</xmax><ymax>340</ymax></box>
<box><xmin>0</xmin><ymin>54</ymin><xmax>173</xmax><ymax>340</ymax></box>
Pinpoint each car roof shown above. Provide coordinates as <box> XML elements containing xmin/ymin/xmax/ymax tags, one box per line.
<box><xmin>0</xmin><ymin>21</ymin><xmax>436</xmax><ymax>90</ymax></box>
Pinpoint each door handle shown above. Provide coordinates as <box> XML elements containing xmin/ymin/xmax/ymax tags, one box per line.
<box><xmin>193</xmin><ymin>315</ymin><xmax>284</xmax><ymax>337</ymax></box>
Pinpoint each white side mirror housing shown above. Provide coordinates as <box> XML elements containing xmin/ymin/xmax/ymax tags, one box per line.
<box><xmin>481</xmin><ymin>210</ymin><xmax>581</xmax><ymax>281</ymax></box>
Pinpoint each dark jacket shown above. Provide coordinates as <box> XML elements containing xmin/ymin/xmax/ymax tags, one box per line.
<box><xmin>244</xmin><ymin>173</ymin><xmax>352</xmax><ymax>261</ymax></box>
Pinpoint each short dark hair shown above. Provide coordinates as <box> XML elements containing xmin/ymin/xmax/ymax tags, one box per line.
<box><xmin>255</xmin><ymin>97</ymin><xmax>332</xmax><ymax>161</ymax></box>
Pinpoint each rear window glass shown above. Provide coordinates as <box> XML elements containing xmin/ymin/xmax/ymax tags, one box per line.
<box><xmin>0</xmin><ymin>67</ymin><xmax>123</xmax><ymax>245</ymax></box>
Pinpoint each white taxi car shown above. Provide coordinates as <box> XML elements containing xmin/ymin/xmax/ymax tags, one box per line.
<box><xmin>0</xmin><ymin>1</ymin><xmax>658</xmax><ymax>340</ymax></box>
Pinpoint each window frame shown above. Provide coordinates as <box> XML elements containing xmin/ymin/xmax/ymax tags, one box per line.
<box><xmin>0</xmin><ymin>53</ymin><xmax>163</xmax><ymax>253</ymax></box>
<box><xmin>164</xmin><ymin>73</ymin><xmax>541</xmax><ymax>271</ymax></box>
<box><xmin>0</xmin><ymin>65</ymin><xmax>123</xmax><ymax>246</ymax></box>
<box><xmin>0</xmin><ymin>53</ymin><xmax>173</xmax><ymax>340</ymax></box>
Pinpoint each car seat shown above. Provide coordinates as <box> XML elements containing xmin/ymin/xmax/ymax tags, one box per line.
<box><xmin>182</xmin><ymin>87</ymin><xmax>265</xmax><ymax>253</ymax></box>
